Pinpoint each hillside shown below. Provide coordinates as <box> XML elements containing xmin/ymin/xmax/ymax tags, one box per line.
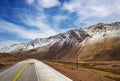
<box><xmin>0</xmin><ymin>22</ymin><xmax>120</xmax><ymax>61</ymax></box>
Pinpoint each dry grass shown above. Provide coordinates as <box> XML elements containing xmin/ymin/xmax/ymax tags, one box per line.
<box><xmin>82</xmin><ymin>68</ymin><xmax>120</xmax><ymax>80</ymax></box>
<box><xmin>44</xmin><ymin>60</ymin><xmax>120</xmax><ymax>81</ymax></box>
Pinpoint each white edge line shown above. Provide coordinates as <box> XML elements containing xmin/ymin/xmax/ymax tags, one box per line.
<box><xmin>34</xmin><ymin>63</ymin><xmax>40</xmax><ymax>81</ymax></box>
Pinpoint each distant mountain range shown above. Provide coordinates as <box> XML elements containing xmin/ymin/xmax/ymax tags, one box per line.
<box><xmin>0</xmin><ymin>22</ymin><xmax>120</xmax><ymax>61</ymax></box>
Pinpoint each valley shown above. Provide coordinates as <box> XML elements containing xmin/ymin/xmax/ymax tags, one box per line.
<box><xmin>0</xmin><ymin>22</ymin><xmax>120</xmax><ymax>81</ymax></box>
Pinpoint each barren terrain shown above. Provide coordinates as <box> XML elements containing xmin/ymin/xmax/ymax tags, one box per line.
<box><xmin>44</xmin><ymin>61</ymin><xmax>120</xmax><ymax>81</ymax></box>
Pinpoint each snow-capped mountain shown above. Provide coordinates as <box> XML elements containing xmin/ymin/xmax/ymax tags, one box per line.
<box><xmin>0</xmin><ymin>27</ymin><xmax>89</xmax><ymax>53</ymax></box>
<box><xmin>0</xmin><ymin>22</ymin><xmax>120</xmax><ymax>61</ymax></box>
<box><xmin>0</xmin><ymin>38</ymin><xmax>60</xmax><ymax>53</ymax></box>
<box><xmin>83</xmin><ymin>22</ymin><xmax>120</xmax><ymax>44</ymax></box>
<box><xmin>0</xmin><ymin>43</ymin><xmax>26</xmax><ymax>53</ymax></box>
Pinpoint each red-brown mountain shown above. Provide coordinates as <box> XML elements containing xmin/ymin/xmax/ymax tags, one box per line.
<box><xmin>0</xmin><ymin>22</ymin><xmax>120</xmax><ymax>61</ymax></box>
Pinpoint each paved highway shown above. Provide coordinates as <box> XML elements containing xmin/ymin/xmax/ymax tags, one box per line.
<box><xmin>0</xmin><ymin>59</ymin><xmax>72</xmax><ymax>81</ymax></box>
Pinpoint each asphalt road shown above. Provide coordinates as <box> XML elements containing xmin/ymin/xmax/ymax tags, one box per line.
<box><xmin>0</xmin><ymin>61</ymin><xmax>38</xmax><ymax>81</ymax></box>
<box><xmin>0</xmin><ymin>62</ymin><xmax>25</xmax><ymax>81</ymax></box>
<box><xmin>0</xmin><ymin>59</ymin><xmax>72</xmax><ymax>81</ymax></box>
<box><xmin>17</xmin><ymin>63</ymin><xmax>38</xmax><ymax>81</ymax></box>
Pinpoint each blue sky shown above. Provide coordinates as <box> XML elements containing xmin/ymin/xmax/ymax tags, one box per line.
<box><xmin>0</xmin><ymin>0</ymin><xmax>120</xmax><ymax>48</ymax></box>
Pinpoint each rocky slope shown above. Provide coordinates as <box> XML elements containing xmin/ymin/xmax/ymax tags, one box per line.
<box><xmin>0</xmin><ymin>22</ymin><xmax>120</xmax><ymax>61</ymax></box>
<box><xmin>0</xmin><ymin>28</ymin><xmax>89</xmax><ymax>53</ymax></box>
<box><xmin>77</xmin><ymin>22</ymin><xmax>120</xmax><ymax>61</ymax></box>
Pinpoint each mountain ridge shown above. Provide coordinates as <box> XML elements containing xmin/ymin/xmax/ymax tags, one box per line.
<box><xmin>0</xmin><ymin>22</ymin><xmax>120</xmax><ymax>61</ymax></box>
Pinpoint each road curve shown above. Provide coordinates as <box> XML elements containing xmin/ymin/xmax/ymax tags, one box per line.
<box><xmin>33</xmin><ymin>59</ymin><xmax>72</xmax><ymax>81</ymax></box>
<box><xmin>0</xmin><ymin>59</ymin><xmax>73</xmax><ymax>81</ymax></box>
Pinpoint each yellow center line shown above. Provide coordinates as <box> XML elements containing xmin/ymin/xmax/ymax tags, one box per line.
<box><xmin>12</xmin><ymin>63</ymin><xmax>28</xmax><ymax>81</ymax></box>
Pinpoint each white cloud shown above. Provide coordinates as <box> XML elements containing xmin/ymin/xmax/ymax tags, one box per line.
<box><xmin>62</xmin><ymin>0</ymin><xmax>81</xmax><ymax>12</ymax></box>
<box><xmin>26</xmin><ymin>0</ymin><xmax>34</xmax><ymax>5</ymax></box>
<box><xmin>89</xmin><ymin>6</ymin><xmax>110</xmax><ymax>17</ymax></box>
<box><xmin>26</xmin><ymin>0</ymin><xmax>61</xmax><ymax>8</ymax></box>
<box><xmin>54</xmin><ymin>15</ymin><xmax>68</xmax><ymax>21</ymax></box>
<box><xmin>0</xmin><ymin>20</ymin><xmax>58</xmax><ymax>39</ymax></box>
<box><xmin>53</xmin><ymin>15</ymin><xmax>68</xmax><ymax>26</ymax></box>
<box><xmin>63</xmin><ymin>0</ymin><xmax>112</xmax><ymax>17</ymax></box>
<box><xmin>38</xmin><ymin>0</ymin><xmax>61</xmax><ymax>8</ymax></box>
<box><xmin>19</xmin><ymin>12</ymin><xmax>59</xmax><ymax>37</ymax></box>
<box><xmin>62</xmin><ymin>0</ymin><xmax>120</xmax><ymax>26</ymax></box>
<box><xmin>0</xmin><ymin>40</ymin><xmax>21</xmax><ymax>49</ymax></box>
<box><xmin>27</xmin><ymin>20</ymin><xmax>58</xmax><ymax>37</ymax></box>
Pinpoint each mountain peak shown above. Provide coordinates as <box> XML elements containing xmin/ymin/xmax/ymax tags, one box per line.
<box><xmin>110</xmin><ymin>22</ymin><xmax>120</xmax><ymax>27</ymax></box>
<box><xmin>0</xmin><ymin>21</ymin><xmax>120</xmax><ymax>53</ymax></box>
